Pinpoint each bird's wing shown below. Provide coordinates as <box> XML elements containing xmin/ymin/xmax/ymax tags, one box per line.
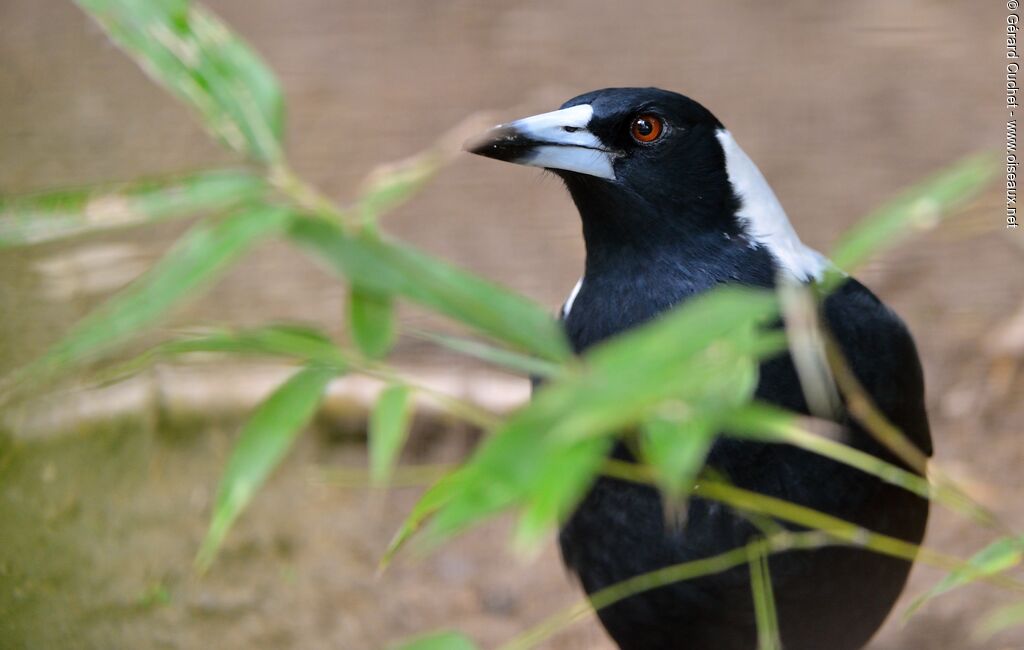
<box><xmin>820</xmin><ymin>278</ymin><xmax>933</xmax><ymax>458</ymax></box>
<box><xmin>702</xmin><ymin>277</ymin><xmax>931</xmax><ymax>537</ymax></box>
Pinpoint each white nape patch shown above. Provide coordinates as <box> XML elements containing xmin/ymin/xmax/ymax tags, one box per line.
<box><xmin>715</xmin><ymin>129</ymin><xmax>828</xmax><ymax>281</ymax></box>
<box><xmin>508</xmin><ymin>104</ymin><xmax>616</xmax><ymax>180</ymax></box>
<box><xmin>562</xmin><ymin>277</ymin><xmax>583</xmax><ymax>318</ymax></box>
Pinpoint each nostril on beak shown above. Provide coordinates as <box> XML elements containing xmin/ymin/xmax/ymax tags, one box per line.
<box><xmin>563</xmin><ymin>126</ymin><xmax>580</xmax><ymax>133</ymax></box>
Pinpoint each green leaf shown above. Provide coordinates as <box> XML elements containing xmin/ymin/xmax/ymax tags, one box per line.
<box><xmin>358</xmin><ymin>150</ymin><xmax>443</xmax><ymax>222</ymax></box>
<box><xmin>381</xmin><ymin>471</ymin><xmax>466</xmax><ymax>568</ymax></box>
<box><xmin>415</xmin><ymin>330</ymin><xmax>561</xmax><ymax>378</ymax></box>
<box><xmin>348</xmin><ymin>286</ymin><xmax>396</xmax><ymax>358</ymax></box>
<box><xmin>642</xmin><ymin>413</ymin><xmax>716</xmax><ymax>503</ymax></box>
<box><xmin>721</xmin><ymin>403</ymin><xmax>932</xmax><ymax>499</ymax></box>
<box><xmin>829</xmin><ymin>152</ymin><xmax>996</xmax><ymax>273</ymax></box>
<box><xmin>157</xmin><ymin>324</ymin><xmax>346</xmax><ymax>363</ymax></box>
<box><xmin>975</xmin><ymin>600</ymin><xmax>1024</xmax><ymax>641</ymax></box>
<box><xmin>388</xmin><ymin>630</ymin><xmax>479</xmax><ymax>650</ymax></box>
<box><xmin>20</xmin><ymin>205</ymin><xmax>290</xmax><ymax>381</ymax></box>
<box><xmin>288</xmin><ymin>215</ymin><xmax>570</xmax><ymax>361</ymax></box>
<box><xmin>370</xmin><ymin>385</ymin><xmax>415</xmax><ymax>486</ymax></box>
<box><xmin>692</xmin><ymin>480</ymin><xmax>927</xmax><ymax>566</ymax></box>
<box><xmin>93</xmin><ymin>324</ymin><xmax>346</xmax><ymax>386</ymax></box>
<box><xmin>517</xmin><ymin>319</ymin><xmax>761</xmax><ymax>547</ymax></box>
<box><xmin>749</xmin><ymin>542</ymin><xmax>781</xmax><ymax>650</ymax></box>
<box><xmin>904</xmin><ymin>536</ymin><xmax>1024</xmax><ymax>619</ymax></box>
<box><xmin>776</xmin><ymin>277</ymin><xmax>841</xmax><ymax>420</ymax></box>
<box><xmin>720</xmin><ymin>403</ymin><xmax>997</xmax><ymax>526</ymax></box>
<box><xmin>638</xmin><ymin>325</ymin><xmax>761</xmax><ymax>506</ymax></box>
<box><xmin>0</xmin><ymin>170</ymin><xmax>266</xmax><ymax>247</ymax></box>
<box><xmin>513</xmin><ymin>435</ymin><xmax>612</xmax><ymax>549</ymax></box>
<box><xmin>76</xmin><ymin>0</ymin><xmax>284</xmax><ymax>162</ymax></box>
<box><xmin>413</xmin><ymin>287</ymin><xmax>781</xmax><ymax>550</ymax></box>
<box><xmin>196</xmin><ymin>363</ymin><xmax>339</xmax><ymax>571</ymax></box>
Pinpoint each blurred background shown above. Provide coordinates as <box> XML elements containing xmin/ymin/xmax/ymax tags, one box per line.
<box><xmin>0</xmin><ymin>1</ymin><xmax>1019</xmax><ymax>648</ymax></box>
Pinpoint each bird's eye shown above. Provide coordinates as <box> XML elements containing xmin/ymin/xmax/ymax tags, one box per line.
<box><xmin>629</xmin><ymin>114</ymin><xmax>664</xmax><ymax>143</ymax></box>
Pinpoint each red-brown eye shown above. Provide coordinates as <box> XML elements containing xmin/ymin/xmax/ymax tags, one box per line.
<box><xmin>630</xmin><ymin>114</ymin><xmax>663</xmax><ymax>143</ymax></box>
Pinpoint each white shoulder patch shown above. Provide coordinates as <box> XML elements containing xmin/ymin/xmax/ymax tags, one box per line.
<box><xmin>715</xmin><ymin>129</ymin><xmax>828</xmax><ymax>281</ymax></box>
<box><xmin>562</xmin><ymin>277</ymin><xmax>583</xmax><ymax>317</ymax></box>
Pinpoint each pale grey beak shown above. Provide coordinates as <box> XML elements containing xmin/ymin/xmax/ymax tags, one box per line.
<box><xmin>465</xmin><ymin>104</ymin><xmax>617</xmax><ymax>180</ymax></box>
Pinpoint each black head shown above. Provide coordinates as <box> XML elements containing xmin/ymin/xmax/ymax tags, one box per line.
<box><xmin>466</xmin><ymin>88</ymin><xmax>743</xmax><ymax>255</ymax></box>
<box><xmin>557</xmin><ymin>87</ymin><xmax>725</xmax><ymax>187</ymax></box>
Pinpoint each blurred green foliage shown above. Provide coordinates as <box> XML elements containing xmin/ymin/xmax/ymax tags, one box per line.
<box><xmin>197</xmin><ymin>362</ymin><xmax>341</xmax><ymax>572</ymax></box>
<box><xmin>390</xmin><ymin>630</ymin><xmax>480</xmax><ymax>650</ymax></box>
<box><xmin>0</xmin><ymin>169</ymin><xmax>266</xmax><ymax>246</ymax></box>
<box><xmin>369</xmin><ymin>384</ymin><xmax>415</xmax><ymax>487</ymax></box>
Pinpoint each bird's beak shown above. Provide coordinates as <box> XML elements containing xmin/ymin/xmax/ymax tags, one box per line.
<box><xmin>464</xmin><ymin>104</ymin><xmax>616</xmax><ymax>180</ymax></box>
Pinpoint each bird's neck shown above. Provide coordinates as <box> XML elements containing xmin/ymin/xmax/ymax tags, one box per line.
<box><xmin>566</xmin><ymin>167</ymin><xmax>743</xmax><ymax>271</ymax></box>
<box><xmin>564</xmin><ymin>170</ymin><xmax>763</xmax><ymax>284</ymax></box>
<box><xmin>565</xmin><ymin>226</ymin><xmax>778</xmax><ymax>353</ymax></box>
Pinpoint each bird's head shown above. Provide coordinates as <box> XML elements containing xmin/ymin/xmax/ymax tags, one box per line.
<box><xmin>467</xmin><ymin>87</ymin><xmax>730</xmax><ymax>221</ymax></box>
<box><xmin>466</xmin><ymin>87</ymin><xmax>722</xmax><ymax>184</ymax></box>
<box><xmin>466</xmin><ymin>88</ymin><xmax>824</xmax><ymax>281</ymax></box>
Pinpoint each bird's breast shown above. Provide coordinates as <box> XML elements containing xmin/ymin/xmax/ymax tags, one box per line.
<box><xmin>565</xmin><ymin>242</ymin><xmax>777</xmax><ymax>353</ymax></box>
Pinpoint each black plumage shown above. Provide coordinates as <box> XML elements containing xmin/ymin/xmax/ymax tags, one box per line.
<box><xmin>467</xmin><ymin>87</ymin><xmax>931</xmax><ymax>650</ymax></box>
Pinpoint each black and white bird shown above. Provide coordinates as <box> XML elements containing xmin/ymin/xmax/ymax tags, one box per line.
<box><xmin>466</xmin><ymin>88</ymin><xmax>931</xmax><ymax>650</ymax></box>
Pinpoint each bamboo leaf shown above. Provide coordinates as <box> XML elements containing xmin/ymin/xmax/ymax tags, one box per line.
<box><xmin>20</xmin><ymin>206</ymin><xmax>290</xmax><ymax>383</ymax></box>
<box><xmin>355</xmin><ymin>111</ymin><xmax>497</xmax><ymax>224</ymax></box>
<box><xmin>777</xmin><ymin>277</ymin><xmax>841</xmax><ymax>420</ymax></box>
<box><xmin>381</xmin><ymin>471</ymin><xmax>466</xmax><ymax>568</ymax></box>
<box><xmin>157</xmin><ymin>324</ymin><xmax>347</xmax><ymax>363</ymax></box>
<box><xmin>513</xmin><ymin>435</ymin><xmax>612</xmax><ymax>549</ymax></box>
<box><xmin>722</xmin><ymin>404</ymin><xmax>928</xmax><ymax>496</ymax></box>
<box><xmin>692</xmin><ymin>480</ymin><xmax>925</xmax><ymax>563</ymax></box>
<box><xmin>640</xmin><ymin>333</ymin><xmax>760</xmax><ymax>503</ymax></box>
<box><xmin>904</xmin><ymin>536</ymin><xmax>1024</xmax><ymax>619</ymax></box>
<box><xmin>829</xmin><ymin>153</ymin><xmax>997</xmax><ymax>273</ymax></box>
<box><xmin>975</xmin><ymin>600</ymin><xmax>1024</xmax><ymax>641</ymax></box>
<box><xmin>348</xmin><ymin>286</ymin><xmax>396</xmax><ymax>358</ymax></box>
<box><xmin>358</xmin><ymin>149</ymin><xmax>442</xmax><ymax>222</ymax></box>
<box><xmin>723</xmin><ymin>402</ymin><xmax>997</xmax><ymax>527</ymax></box>
<box><xmin>92</xmin><ymin>324</ymin><xmax>346</xmax><ymax>386</ymax></box>
<box><xmin>411</xmin><ymin>288</ymin><xmax>781</xmax><ymax>550</ymax></box>
<box><xmin>501</xmin><ymin>532</ymin><xmax>829</xmax><ymax>650</ymax></box>
<box><xmin>76</xmin><ymin>0</ymin><xmax>284</xmax><ymax>162</ymax></box>
<box><xmin>196</xmin><ymin>363</ymin><xmax>339</xmax><ymax>571</ymax></box>
<box><xmin>0</xmin><ymin>170</ymin><xmax>266</xmax><ymax>247</ymax></box>
<box><xmin>415</xmin><ymin>330</ymin><xmax>561</xmax><ymax>378</ymax></box>
<box><xmin>370</xmin><ymin>385</ymin><xmax>415</xmax><ymax>486</ymax></box>
<box><xmin>289</xmin><ymin>215</ymin><xmax>570</xmax><ymax>361</ymax></box>
<box><xmin>388</xmin><ymin>630</ymin><xmax>479</xmax><ymax>650</ymax></box>
<box><xmin>642</xmin><ymin>414</ymin><xmax>716</xmax><ymax>504</ymax></box>
<box><xmin>749</xmin><ymin>542</ymin><xmax>781</xmax><ymax>650</ymax></box>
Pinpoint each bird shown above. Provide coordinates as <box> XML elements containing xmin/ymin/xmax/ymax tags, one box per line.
<box><xmin>466</xmin><ymin>87</ymin><xmax>932</xmax><ymax>650</ymax></box>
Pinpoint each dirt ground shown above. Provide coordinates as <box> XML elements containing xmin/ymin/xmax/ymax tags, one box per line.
<box><xmin>1</xmin><ymin>1</ymin><xmax>1023</xmax><ymax>648</ymax></box>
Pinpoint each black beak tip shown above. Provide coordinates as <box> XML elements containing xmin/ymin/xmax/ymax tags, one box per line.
<box><xmin>463</xmin><ymin>125</ymin><xmax>532</xmax><ymax>162</ymax></box>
